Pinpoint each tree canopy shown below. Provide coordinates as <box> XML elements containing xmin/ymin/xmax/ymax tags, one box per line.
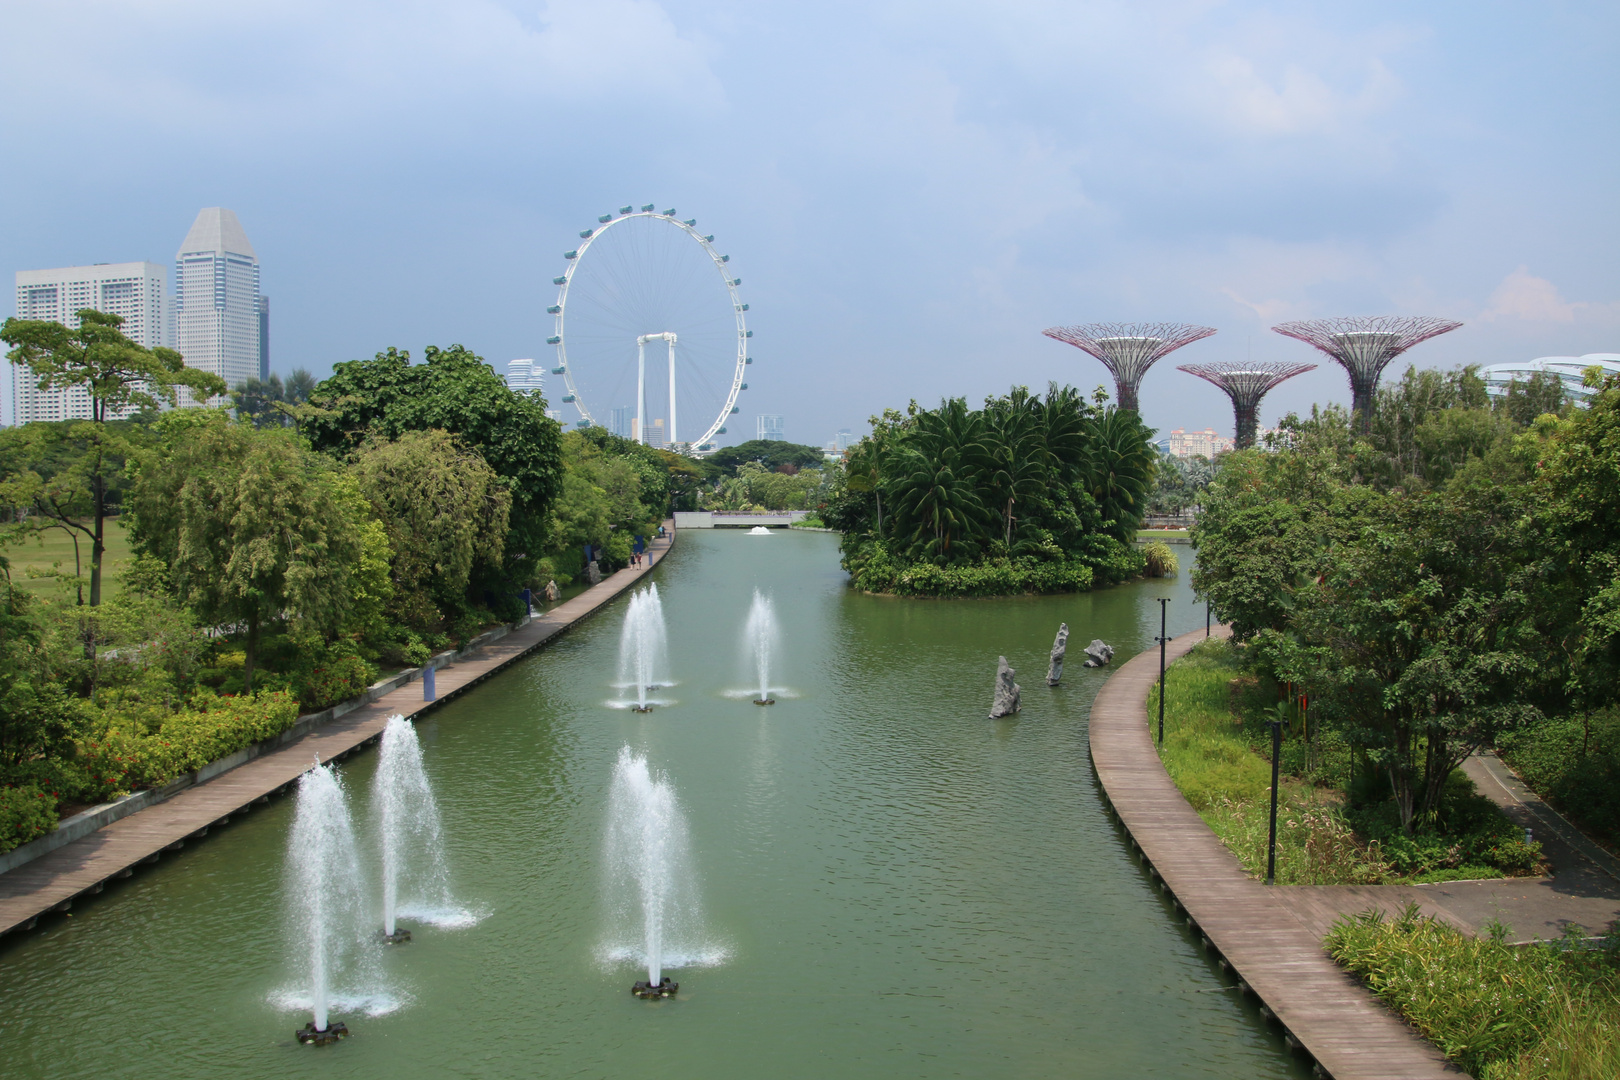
<box><xmin>299</xmin><ymin>345</ymin><xmax>562</xmax><ymax>577</ymax></box>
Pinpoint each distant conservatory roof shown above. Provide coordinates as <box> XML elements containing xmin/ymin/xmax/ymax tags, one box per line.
<box><xmin>1481</xmin><ymin>353</ymin><xmax>1620</xmax><ymax>402</ymax></box>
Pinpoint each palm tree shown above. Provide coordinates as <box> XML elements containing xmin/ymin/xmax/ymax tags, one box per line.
<box><xmin>1085</xmin><ymin>407</ymin><xmax>1157</xmax><ymax>541</ymax></box>
<box><xmin>890</xmin><ymin>398</ymin><xmax>992</xmax><ymax>559</ymax></box>
<box><xmin>981</xmin><ymin>387</ymin><xmax>1049</xmax><ymax>550</ymax></box>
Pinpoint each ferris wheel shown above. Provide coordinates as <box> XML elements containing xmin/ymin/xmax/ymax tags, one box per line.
<box><xmin>547</xmin><ymin>205</ymin><xmax>752</xmax><ymax>451</ymax></box>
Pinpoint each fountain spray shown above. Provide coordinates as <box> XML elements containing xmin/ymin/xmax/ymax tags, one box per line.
<box><xmin>373</xmin><ymin>715</ymin><xmax>456</xmax><ymax>944</ymax></box>
<box><xmin>287</xmin><ymin>757</ymin><xmax>365</xmax><ymax>1045</ymax></box>
<box><xmin>745</xmin><ymin>589</ymin><xmax>778</xmax><ymax>705</ymax></box>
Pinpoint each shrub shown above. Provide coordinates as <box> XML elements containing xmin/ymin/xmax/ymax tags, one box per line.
<box><xmin>286</xmin><ymin>633</ymin><xmax>376</xmax><ymax>711</ymax></box>
<box><xmin>0</xmin><ymin>783</ymin><xmax>60</xmax><ymax>853</ymax></box>
<box><xmin>1141</xmin><ymin>540</ymin><xmax>1179</xmax><ymax>577</ymax></box>
<box><xmin>1499</xmin><ymin>712</ymin><xmax>1620</xmax><ymax>852</ymax></box>
<box><xmin>844</xmin><ymin>541</ymin><xmax>1096</xmax><ymax>597</ymax></box>
<box><xmin>1327</xmin><ymin>905</ymin><xmax>1620</xmax><ymax>1079</ymax></box>
<box><xmin>101</xmin><ymin>691</ymin><xmax>302</xmax><ymax>790</ymax></box>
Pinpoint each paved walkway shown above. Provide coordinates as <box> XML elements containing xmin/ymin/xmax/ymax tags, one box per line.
<box><xmin>1090</xmin><ymin>625</ymin><xmax>1462</xmax><ymax>1079</ymax></box>
<box><xmin>0</xmin><ymin>524</ymin><xmax>677</xmax><ymax>941</ymax></box>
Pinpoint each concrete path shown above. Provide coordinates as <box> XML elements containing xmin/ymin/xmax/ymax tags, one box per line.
<box><xmin>1091</xmin><ymin>625</ymin><xmax>1462</xmax><ymax>1079</ymax></box>
<box><xmin>0</xmin><ymin>523</ymin><xmax>677</xmax><ymax>941</ymax></box>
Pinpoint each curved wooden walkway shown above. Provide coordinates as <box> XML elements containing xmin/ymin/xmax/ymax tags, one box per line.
<box><xmin>1090</xmin><ymin>625</ymin><xmax>1463</xmax><ymax>1080</ymax></box>
<box><xmin>0</xmin><ymin>524</ymin><xmax>678</xmax><ymax>942</ymax></box>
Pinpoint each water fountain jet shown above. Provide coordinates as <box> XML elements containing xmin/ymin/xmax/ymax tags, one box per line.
<box><xmin>372</xmin><ymin>714</ymin><xmax>459</xmax><ymax>944</ymax></box>
<box><xmin>604</xmin><ymin>748</ymin><xmax>707</xmax><ymax>998</ymax></box>
<box><xmin>744</xmin><ymin>589</ymin><xmax>779</xmax><ymax>705</ymax></box>
<box><xmin>617</xmin><ymin>585</ymin><xmax>671</xmax><ymax>712</ymax></box>
<box><xmin>286</xmin><ymin>757</ymin><xmax>368</xmax><ymax>1044</ymax></box>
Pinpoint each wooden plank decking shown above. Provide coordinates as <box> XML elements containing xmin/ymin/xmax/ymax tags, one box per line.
<box><xmin>1089</xmin><ymin>626</ymin><xmax>1464</xmax><ymax>1080</ymax></box>
<box><xmin>0</xmin><ymin>524</ymin><xmax>678</xmax><ymax>940</ymax></box>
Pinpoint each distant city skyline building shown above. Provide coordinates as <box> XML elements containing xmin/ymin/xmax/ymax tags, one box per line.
<box><xmin>609</xmin><ymin>405</ymin><xmax>632</xmax><ymax>438</ymax></box>
<box><xmin>11</xmin><ymin>261</ymin><xmax>170</xmax><ymax>424</ymax></box>
<box><xmin>258</xmin><ymin>295</ymin><xmax>271</xmax><ymax>381</ymax></box>
<box><xmin>175</xmin><ymin>207</ymin><xmax>261</xmax><ymax>402</ymax></box>
<box><xmin>757</xmin><ymin>413</ymin><xmax>784</xmax><ymax>442</ymax></box>
<box><xmin>1166</xmin><ymin>428</ymin><xmax>1234</xmax><ymax>459</ymax></box>
<box><xmin>644</xmin><ymin>417</ymin><xmax>666</xmax><ymax>448</ymax></box>
<box><xmin>504</xmin><ymin>358</ymin><xmax>544</xmax><ymax>397</ymax></box>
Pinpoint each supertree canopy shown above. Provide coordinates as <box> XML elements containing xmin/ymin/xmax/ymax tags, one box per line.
<box><xmin>1177</xmin><ymin>360</ymin><xmax>1317</xmax><ymax>450</ymax></box>
<box><xmin>1042</xmin><ymin>322</ymin><xmax>1217</xmax><ymax>412</ymax></box>
<box><xmin>1271</xmin><ymin>316</ymin><xmax>1462</xmax><ymax>430</ymax></box>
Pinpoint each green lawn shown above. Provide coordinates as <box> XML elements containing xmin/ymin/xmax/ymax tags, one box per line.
<box><xmin>1137</xmin><ymin>528</ymin><xmax>1189</xmax><ymax>540</ymax></box>
<box><xmin>1</xmin><ymin>520</ymin><xmax>133</xmax><ymax>602</ymax></box>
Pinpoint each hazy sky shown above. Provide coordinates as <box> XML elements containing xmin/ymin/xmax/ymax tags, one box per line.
<box><xmin>3</xmin><ymin>1</ymin><xmax>1616</xmax><ymax>444</ymax></box>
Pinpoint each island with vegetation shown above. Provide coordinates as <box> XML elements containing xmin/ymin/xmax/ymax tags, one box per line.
<box><xmin>822</xmin><ymin>385</ymin><xmax>1164</xmax><ymax>596</ymax></box>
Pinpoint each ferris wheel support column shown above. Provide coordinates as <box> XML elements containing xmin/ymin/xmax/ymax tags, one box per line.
<box><xmin>635</xmin><ymin>337</ymin><xmax>647</xmax><ymax>445</ymax></box>
<box><xmin>666</xmin><ymin>333</ymin><xmax>678</xmax><ymax>448</ymax></box>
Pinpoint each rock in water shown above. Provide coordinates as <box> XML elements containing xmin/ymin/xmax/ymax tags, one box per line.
<box><xmin>1046</xmin><ymin>623</ymin><xmax>1069</xmax><ymax>686</ymax></box>
<box><xmin>543</xmin><ymin>580</ymin><xmax>560</xmax><ymax>602</ymax></box>
<box><xmin>1082</xmin><ymin>639</ymin><xmax>1115</xmax><ymax>668</ymax></box>
<box><xmin>990</xmin><ymin>656</ymin><xmax>1022</xmax><ymax>718</ymax></box>
<box><xmin>586</xmin><ymin>561</ymin><xmax>603</xmax><ymax>586</ymax></box>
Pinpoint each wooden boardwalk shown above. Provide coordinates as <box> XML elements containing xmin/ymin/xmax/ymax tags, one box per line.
<box><xmin>1089</xmin><ymin>626</ymin><xmax>1464</xmax><ymax>1080</ymax></box>
<box><xmin>0</xmin><ymin>525</ymin><xmax>677</xmax><ymax>941</ymax></box>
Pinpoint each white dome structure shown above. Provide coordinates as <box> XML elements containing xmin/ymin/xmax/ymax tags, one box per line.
<box><xmin>1481</xmin><ymin>353</ymin><xmax>1620</xmax><ymax>402</ymax></box>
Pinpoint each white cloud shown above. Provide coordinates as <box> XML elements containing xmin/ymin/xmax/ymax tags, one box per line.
<box><xmin>1200</xmin><ymin>53</ymin><xmax>1402</xmax><ymax>137</ymax></box>
<box><xmin>1483</xmin><ymin>266</ymin><xmax>1583</xmax><ymax>322</ymax></box>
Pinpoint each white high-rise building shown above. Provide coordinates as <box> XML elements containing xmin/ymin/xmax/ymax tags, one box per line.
<box><xmin>175</xmin><ymin>208</ymin><xmax>261</xmax><ymax>400</ymax></box>
<box><xmin>505</xmin><ymin>358</ymin><xmax>544</xmax><ymax>397</ymax></box>
<box><xmin>757</xmin><ymin>413</ymin><xmax>784</xmax><ymax>442</ymax></box>
<box><xmin>12</xmin><ymin>261</ymin><xmax>170</xmax><ymax>424</ymax></box>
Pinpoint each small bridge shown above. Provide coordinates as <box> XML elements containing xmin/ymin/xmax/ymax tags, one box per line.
<box><xmin>672</xmin><ymin>511</ymin><xmax>813</xmax><ymax>529</ymax></box>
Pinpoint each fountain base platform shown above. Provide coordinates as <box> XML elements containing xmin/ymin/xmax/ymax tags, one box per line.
<box><xmin>753</xmin><ymin>698</ymin><xmax>775</xmax><ymax>706</ymax></box>
<box><xmin>296</xmin><ymin>1022</ymin><xmax>349</xmax><ymax>1046</ymax></box>
<box><xmin>632</xmin><ymin>977</ymin><xmax>679</xmax><ymax>999</ymax></box>
<box><xmin>378</xmin><ymin>927</ymin><xmax>412</xmax><ymax>944</ymax></box>
<box><xmin>631</xmin><ymin>704</ymin><xmax>654</xmax><ymax>713</ymax></box>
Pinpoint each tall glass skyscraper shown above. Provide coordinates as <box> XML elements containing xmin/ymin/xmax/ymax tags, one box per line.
<box><xmin>175</xmin><ymin>208</ymin><xmax>261</xmax><ymax>401</ymax></box>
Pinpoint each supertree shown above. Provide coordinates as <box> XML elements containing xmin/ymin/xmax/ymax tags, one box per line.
<box><xmin>1177</xmin><ymin>360</ymin><xmax>1317</xmax><ymax>450</ymax></box>
<box><xmin>1041</xmin><ymin>322</ymin><xmax>1217</xmax><ymax>412</ymax></box>
<box><xmin>1271</xmin><ymin>316</ymin><xmax>1462</xmax><ymax>431</ymax></box>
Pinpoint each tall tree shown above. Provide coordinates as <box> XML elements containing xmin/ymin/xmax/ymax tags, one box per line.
<box><xmin>1</xmin><ymin>310</ymin><xmax>226</xmax><ymax>616</ymax></box>
<box><xmin>300</xmin><ymin>345</ymin><xmax>561</xmax><ymax>581</ymax></box>
<box><xmin>352</xmin><ymin>429</ymin><xmax>510</xmax><ymax>630</ymax></box>
<box><xmin>128</xmin><ymin>411</ymin><xmax>368</xmax><ymax>691</ymax></box>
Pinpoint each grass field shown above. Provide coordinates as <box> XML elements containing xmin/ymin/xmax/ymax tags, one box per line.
<box><xmin>1</xmin><ymin>520</ymin><xmax>133</xmax><ymax>602</ymax></box>
<box><xmin>1137</xmin><ymin>528</ymin><xmax>1190</xmax><ymax>540</ymax></box>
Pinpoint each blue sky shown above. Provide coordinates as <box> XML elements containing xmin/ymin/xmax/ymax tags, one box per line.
<box><xmin>3</xmin><ymin>0</ymin><xmax>1616</xmax><ymax>444</ymax></box>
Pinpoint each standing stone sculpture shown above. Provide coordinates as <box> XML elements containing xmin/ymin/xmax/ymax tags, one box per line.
<box><xmin>990</xmin><ymin>657</ymin><xmax>1022</xmax><ymax>718</ymax></box>
<box><xmin>586</xmin><ymin>561</ymin><xmax>603</xmax><ymax>586</ymax></box>
<box><xmin>543</xmin><ymin>580</ymin><xmax>560</xmax><ymax>602</ymax></box>
<box><xmin>1046</xmin><ymin>623</ymin><xmax>1069</xmax><ymax>686</ymax></box>
<box><xmin>1082</xmin><ymin>640</ymin><xmax>1115</xmax><ymax>668</ymax></box>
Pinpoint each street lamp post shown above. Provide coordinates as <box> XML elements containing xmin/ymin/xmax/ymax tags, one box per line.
<box><xmin>1156</xmin><ymin>598</ymin><xmax>1170</xmax><ymax>745</ymax></box>
<box><xmin>1266</xmin><ymin>718</ymin><xmax>1282</xmax><ymax>884</ymax></box>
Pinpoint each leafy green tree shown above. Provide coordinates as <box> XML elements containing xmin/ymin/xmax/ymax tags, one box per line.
<box><xmin>704</xmin><ymin>439</ymin><xmax>825</xmax><ymax>477</ymax></box>
<box><xmin>1273</xmin><ymin>485</ymin><xmax>1541</xmax><ymax>832</ymax></box>
<box><xmin>1533</xmin><ymin>369</ymin><xmax>1620</xmax><ymax>716</ymax></box>
<box><xmin>0</xmin><ymin>570</ymin><xmax>88</xmax><ymax>779</ymax></box>
<box><xmin>300</xmin><ymin>345</ymin><xmax>561</xmax><ymax>579</ymax></box>
<box><xmin>1</xmin><ymin>309</ymin><xmax>226</xmax><ymax>614</ymax></box>
<box><xmin>352</xmin><ymin>429</ymin><xmax>508</xmax><ymax>631</ymax></box>
<box><xmin>232</xmin><ymin>368</ymin><xmax>316</xmax><ymax>428</ymax></box>
<box><xmin>128</xmin><ymin>412</ymin><xmax>370</xmax><ymax>691</ymax></box>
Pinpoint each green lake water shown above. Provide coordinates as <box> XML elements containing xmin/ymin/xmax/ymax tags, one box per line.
<box><xmin>0</xmin><ymin>530</ymin><xmax>1308</xmax><ymax>1079</ymax></box>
